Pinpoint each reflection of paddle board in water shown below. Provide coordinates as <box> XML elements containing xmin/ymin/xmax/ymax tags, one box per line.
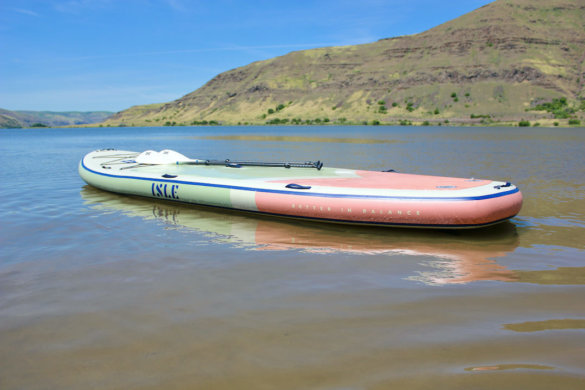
<box><xmin>81</xmin><ymin>186</ymin><xmax>520</xmax><ymax>285</ymax></box>
<box><xmin>79</xmin><ymin>149</ymin><xmax>522</xmax><ymax>229</ymax></box>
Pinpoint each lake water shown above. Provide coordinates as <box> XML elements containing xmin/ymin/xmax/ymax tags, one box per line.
<box><xmin>1</xmin><ymin>126</ymin><xmax>584</xmax><ymax>389</ymax></box>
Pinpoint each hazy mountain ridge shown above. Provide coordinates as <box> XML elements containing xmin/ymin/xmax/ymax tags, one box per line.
<box><xmin>103</xmin><ymin>0</ymin><xmax>585</xmax><ymax>126</ymax></box>
<box><xmin>0</xmin><ymin>109</ymin><xmax>113</xmax><ymax>128</ymax></box>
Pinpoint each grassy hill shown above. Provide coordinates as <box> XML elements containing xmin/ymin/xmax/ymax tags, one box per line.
<box><xmin>104</xmin><ymin>0</ymin><xmax>585</xmax><ymax>127</ymax></box>
<box><xmin>0</xmin><ymin>109</ymin><xmax>113</xmax><ymax>128</ymax></box>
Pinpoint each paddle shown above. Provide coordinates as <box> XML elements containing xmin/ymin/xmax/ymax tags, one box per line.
<box><xmin>179</xmin><ymin>159</ymin><xmax>323</xmax><ymax>170</ymax></box>
<box><xmin>131</xmin><ymin>150</ymin><xmax>323</xmax><ymax>170</ymax></box>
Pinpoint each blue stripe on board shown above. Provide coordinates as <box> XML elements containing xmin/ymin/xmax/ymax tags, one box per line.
<box><xmin>81</xmin><ymin>158</ymin><xmax>519</xmax><ymax>201</ymax></box>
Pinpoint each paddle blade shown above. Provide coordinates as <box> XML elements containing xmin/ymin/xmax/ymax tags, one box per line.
<box><xmin>135</xmin><ymin>149</ymin><xmax>191</xmax><ymax>165</ymax></box>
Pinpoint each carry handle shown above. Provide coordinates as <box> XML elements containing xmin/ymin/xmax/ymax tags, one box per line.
<box><xmin>285</xmin><ymin>183</ymin><xmax>312</xmax><ymax>190</ymax></box>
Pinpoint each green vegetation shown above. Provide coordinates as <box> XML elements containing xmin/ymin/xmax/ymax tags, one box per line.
<box><xmin>266</xmin><ymin>118</ymin><xmax>288</xmax><ymax>125</ymax></box>
<box><xmin>162</xmin><ymin>120</ymin><xmax>220</xmax><ymax>126</ymax></box>
<box><xmin>518</xmin><ymin>120</ymin><xmax>531</xmax><ymax>127</ymax></box>
<box><xmin>405</xmin><ymin>100</ymin><xmax>416</xmax><ymax>112</ymax></box>
<box><xmin>521</xmin><ymin>97</ymin><xmax>585</xmax><ymax>127</ymax></box>
<box><xmin>529</xmin><ymin>97</ymin><xmax>585</xmax><ymax>122</ymax></box>
<box><xmin>266</xmin><ymin>103</ymin><xmax>289</xmax><ymax>116</ymax></box>
<box><xmin>266</xmin><ymin>117</ymin><xmax>331</xmax><ymax>125</ymax></box>
<box><xmin>529</xmin><ymin>97</ymin><xmax>575</xmax><ymax>119</ymax></box>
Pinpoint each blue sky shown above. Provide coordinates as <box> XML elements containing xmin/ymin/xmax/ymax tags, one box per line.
<box><xmin>0</xmin><ymin>0</ymin><xmax>493</xmax><ymax>112</ymax></box>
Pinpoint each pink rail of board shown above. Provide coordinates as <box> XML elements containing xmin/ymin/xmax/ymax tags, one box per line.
<box><xmin>254</xmin><ymin>171</ymin><xmax>523</xmax><ymax>228</ymax></box>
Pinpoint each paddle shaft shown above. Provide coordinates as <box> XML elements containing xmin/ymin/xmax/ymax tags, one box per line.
<box><xmin>179</xmin><ymin>159</ymin><xmax>323</xmax><ymax>170</ymax></box>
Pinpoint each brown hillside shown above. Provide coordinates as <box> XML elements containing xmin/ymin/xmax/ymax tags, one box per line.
<box><xmin>104</xmin><ymin>0</ymin><xmax>585</xmax><ymax>127</ymax></box>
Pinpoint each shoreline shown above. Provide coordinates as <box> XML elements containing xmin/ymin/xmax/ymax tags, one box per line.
<box><xmin>3</xmin><ymin>117</ymin><xmax>584</xmax><ymax>130</ymax></box>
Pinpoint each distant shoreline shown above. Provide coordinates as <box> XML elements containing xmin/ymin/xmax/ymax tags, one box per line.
<box><xmin>5</xmin><ymin>121</ymin><xmax>583</xmax><ymax>130</ymax></box>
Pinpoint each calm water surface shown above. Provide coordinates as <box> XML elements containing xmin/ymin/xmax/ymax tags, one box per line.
<box><xmin>1</xmin><ymin>126</ymin><xmax>584</xmax><ymax>389</ymax></box>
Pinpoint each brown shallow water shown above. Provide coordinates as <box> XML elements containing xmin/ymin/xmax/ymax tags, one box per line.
<box><xmin>1</xmin><ymin>126</ymin><xmax>584</xmax><ymax>389</ymax></box>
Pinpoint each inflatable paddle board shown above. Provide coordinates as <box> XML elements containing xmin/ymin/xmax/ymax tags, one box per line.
<box><xmin>79</xmin><ymin>149</ymin><xmax>522</xmax><ymax>229</ymax></box>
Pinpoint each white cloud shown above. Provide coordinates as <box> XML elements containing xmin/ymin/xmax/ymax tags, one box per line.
<box><xmin>12</xmin><ymin>8</ymin><xmax>41</xmax><ymax>17</ymax></box>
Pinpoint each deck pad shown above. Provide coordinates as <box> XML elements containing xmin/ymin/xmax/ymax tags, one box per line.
<box><xmin>270</xmin><ymin>170</ymin><xmax>491</xmax><ymax>190</ymax></box>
